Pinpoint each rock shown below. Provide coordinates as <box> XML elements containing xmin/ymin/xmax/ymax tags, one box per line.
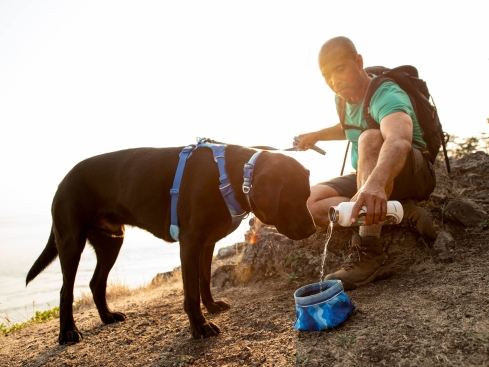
<box><xmin>444</xmin><ymin>199</ymin><xmax>487</xmax><ymax>227</ymax></box>
<box><xmin>450</xmin><ymin>151</ymin><xmax>489</xmax><ymax>174</ymax></box>
<box><xmin>151</xmin><ymin>267</ymin><xmax>181</xmax><ymax>285</ymax></box>
<box><xmin>215</xmin><ymin>242</ymin><xmax>246</xmax><ymax>260</ymax></box>
<box><xmin>211</xmin><ymin>264</ymin><xmax>254</xmax><ymax>288</ymax></box>
<box><xmin>432</xmin><ymin>231</ymin><xmax>454</xmax><ymax>263</ymax></box>
<box><xmin>211</xmin><ymin>264</ymin><xmax>236</xmax><ymax>288</ymax></box>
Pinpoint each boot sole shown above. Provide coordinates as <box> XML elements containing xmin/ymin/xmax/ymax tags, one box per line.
<box><xmin>342</xmin><ymin>266</ymin><xmax>393</xmax><ymax>290</ymax></box>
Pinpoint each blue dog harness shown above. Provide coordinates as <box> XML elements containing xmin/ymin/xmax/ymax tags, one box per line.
<box><xmin>169</xmin><ymin>140</ymin><xmax>261</xmax><ymax>241</ymax></box>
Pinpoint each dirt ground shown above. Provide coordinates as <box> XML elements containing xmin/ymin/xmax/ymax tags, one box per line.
<box><xmin>1</xmin><ymin>153</ymin><xmax>488</xmax><ymax>367</ymax></box>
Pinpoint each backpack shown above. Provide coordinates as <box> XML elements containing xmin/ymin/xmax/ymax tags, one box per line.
<box><xmin>338</xmin><ymin>65</ymin><xmax>450</xmax><ymax>174</ymax></box>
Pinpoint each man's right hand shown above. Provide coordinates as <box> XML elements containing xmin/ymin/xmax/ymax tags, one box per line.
<box><xmin>295</xmin><ymin>132</ymin><xmax>319</xmax><ymax>151</ymax></box>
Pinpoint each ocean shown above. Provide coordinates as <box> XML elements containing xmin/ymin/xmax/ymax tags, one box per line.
<box><xmin>0</xmin><ymin>215</ymin><xmax>246</xmax><ymax>325</ymax></box>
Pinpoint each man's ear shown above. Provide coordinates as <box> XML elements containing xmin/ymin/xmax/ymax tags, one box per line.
<box><xmin>356</xmin><ymin>54</ymin><xmax>363</xmax><ymax>69</ymax></box>
<box><xmin>249</xmin><ymin>173</ymin><xmax>284</xmax><ymax>224</ymax></box>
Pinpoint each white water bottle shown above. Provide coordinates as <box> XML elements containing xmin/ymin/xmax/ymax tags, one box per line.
<box><xmin>328</xmin><ymin>200</ymin><xmax>404</xmax><ymax>227</ymax></box>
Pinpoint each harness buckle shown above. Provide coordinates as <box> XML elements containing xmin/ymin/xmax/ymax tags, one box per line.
<box><xmin>197</xmin><ymin>137</ymin><xmax>210</xmax><ymax>144</ymax></box>
<box><xmin>181</xmin><ymin>145</ymin><xmax>196</xmax><ymax>154</ymax></box>
<box><xmin>170</xmin><ymin>189</ymin><xmax>179</xmax><ymax>196</ymax></box>
<box><xmin>242</xmin><ymin>178</ymin><xmax>252</xmax><ymax>194</ymax></box>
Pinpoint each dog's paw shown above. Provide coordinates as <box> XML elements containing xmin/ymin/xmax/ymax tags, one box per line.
<box><xmin>102</xmin><ymin>311</ymin><xmax>126</xmax><ymax>324</ymax></box>
<box><xmin>205</xmin><ymin>300</ymin><xmax>230</xmax><ymax>314</ymax></box>
<box><xmin>191</xmin><ymin>321</ymin><xmax>221</xmax><ymax>339</ymax></box>
<box><xmin>59</xmin><ymin>328</ymin><xmax>83</xmax><ymax>345</ymax></box>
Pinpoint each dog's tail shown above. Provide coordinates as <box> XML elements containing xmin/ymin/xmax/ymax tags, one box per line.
<box><xmin>26</xmin><ymin>226</ymin><xmax>58</xmax><ymax>286</ymax></box>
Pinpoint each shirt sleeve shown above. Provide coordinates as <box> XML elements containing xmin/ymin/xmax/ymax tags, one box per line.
<box><xmin>370</xmin><ymin>81</ymin><xmax>415</xmax><ymax>124</ymax></box>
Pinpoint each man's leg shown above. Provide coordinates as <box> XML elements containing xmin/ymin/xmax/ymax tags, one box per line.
<box><xmin>325</xmin><ymin>130</ymin><xmax>436</xmax><ymax>289</ymax></box>
<box><xmin>325</xmin><ymin>130</ymin><xmax>392</xmax><ymax>289</ymax></box>
<box><xmin>390</xmin><ymin>148</ymin><xmax>437</xmax><ymax>240</ymax></box>
<box><xmin>308</xmin><ymin>185</ymin><xmax>350</xmax><ymax>227</ymax></box>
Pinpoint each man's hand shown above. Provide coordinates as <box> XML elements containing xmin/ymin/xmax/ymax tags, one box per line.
<box><xmin>294</xmin><ymin>133</ymin><xmax>319</xmax><ymax>151</ymax></box>
<box><xmin>295</xmin><ymin>124</ymin><xmax>346</xmax><ymax>150</ymax></box>
<box><xmin>350</xmin><ymin>183</ymin><xmax>388</xmax><ymax>225</ymax></box>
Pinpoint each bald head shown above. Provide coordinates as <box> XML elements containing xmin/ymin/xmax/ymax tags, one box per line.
<box><xmin>319</xmin><ymin>36</ymin><xmax>358</xmax><ymax>62</ymax></box>
<box><xmin>317</xmin><ymin>36</ymin><xmax>369</xmax><ymax>104</ymax></box>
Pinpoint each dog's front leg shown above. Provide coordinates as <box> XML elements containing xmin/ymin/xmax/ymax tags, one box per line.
<box><xmin>200</xmin><ymin>243</ymin><xmax>230</xmax><ymax>314</ymax></box>
<box><xmin>180</xmin><ymin>241</ymin><xmax>221</xmax><ymax>339</ymax></box>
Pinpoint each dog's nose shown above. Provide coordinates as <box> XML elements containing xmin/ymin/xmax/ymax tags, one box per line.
<box><xmin>282</xmin><ymin>221</ymin><xmax>316</xmax><ymax>241</ymax></box>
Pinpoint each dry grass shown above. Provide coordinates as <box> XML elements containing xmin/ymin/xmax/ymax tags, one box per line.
<box><xmin>74</xmin><ymin>268</ymin><xmax>182</xmax><ymax>311</ymax></box>
<box><xmin>1</xmin><ymin>268</ymin><xmax>183</xmax><ymax>333</ymax></box>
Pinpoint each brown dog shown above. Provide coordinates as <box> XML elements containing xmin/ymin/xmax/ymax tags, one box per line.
<box><xmin>26</xmin><ymin>144</ymin><xmax>316</xmax><ymax>344</ymax></box>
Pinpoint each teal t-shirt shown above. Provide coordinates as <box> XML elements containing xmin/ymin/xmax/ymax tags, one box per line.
<box><xmin>336</xmin><ymin>81</ymin><xmax>426</xmax><ymax>170</ymax></box>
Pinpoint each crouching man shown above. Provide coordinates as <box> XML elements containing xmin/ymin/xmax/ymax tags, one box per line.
<box><xmin>297</xmin><ymin>36</ymin><xmax>437</xmax><ymax>290</ymax></box>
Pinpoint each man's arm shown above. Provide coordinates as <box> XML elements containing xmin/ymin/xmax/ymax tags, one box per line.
<box><xmin>350</xmin><ymin>112</ymin><xmax>413</xmax><ymax>224</ymax></box>
<box><xmin>296</xmin><ymin>122</ymin><xmax>346</xmax><ymax>151</ymax></box>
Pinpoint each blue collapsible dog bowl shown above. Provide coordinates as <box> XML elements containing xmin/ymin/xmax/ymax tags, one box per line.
<box><xmin>293</xmin><ymin>279</ymin><xmax>356</xmax><ymax>331</ymax></box>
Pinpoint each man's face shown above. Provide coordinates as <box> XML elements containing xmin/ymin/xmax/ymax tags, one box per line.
<box><xmin>319</xmin><ymin>47</ymin><xmax>364</xmax><ymax>103</ymax></box>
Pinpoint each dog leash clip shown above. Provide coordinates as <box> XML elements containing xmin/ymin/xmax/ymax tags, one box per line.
<box><xmin>242</xmin><ymin>176</ymin><xmax>252</xmax><ymax>194</ymax></box>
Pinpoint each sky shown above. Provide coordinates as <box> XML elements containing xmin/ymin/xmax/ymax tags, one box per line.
<box><xmin>0</xmin><ymin>0</ymin><xmax>488</xmax><ymax>217</ymax></box>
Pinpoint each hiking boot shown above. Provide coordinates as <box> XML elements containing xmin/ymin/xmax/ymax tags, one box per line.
<box><xmin>401</xmin><ymin>199</ymin><xmax>437</xmax><ymax>240</ymax></box>
<box><xmin>324</xmin><ymin>235</ymin><xmax>392</xmax><ymax>290</ymax></box>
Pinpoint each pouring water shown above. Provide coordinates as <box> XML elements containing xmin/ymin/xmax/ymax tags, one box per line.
<box><xmin>319</xmin><ymin>221</ymin><xmax>334</xmax><ymax>291</ymax></box>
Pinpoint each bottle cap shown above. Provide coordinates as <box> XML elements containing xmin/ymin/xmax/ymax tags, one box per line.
<box><xmin>328</xmin><ymin>206</ymin><xmax>339</xmax><ymax>223</ymax></box>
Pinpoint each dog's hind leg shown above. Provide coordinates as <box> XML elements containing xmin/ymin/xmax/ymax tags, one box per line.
<box><xmin>57</xmin><ymin>233</ymin><xmax>86</xmax><ymax>345</ymax></box>
<box><xmin>200</xmin><ymin>243</ymin><xmax>230</xmax><ymax>314</ymax></box>
<box><xmin>87</xmin><ymin>226</ymin><xmax>126</xmax><ymax>325</ymax></box>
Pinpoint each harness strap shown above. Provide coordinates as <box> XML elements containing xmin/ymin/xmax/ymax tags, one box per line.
<box><xmin>170</xmin><ymin>144</ymin><xmax>198</xmax><ymax>240</ymax></box>
<box><xmin>199</xmin><ymin>142</ymin><xmax>250</xmax><ymax>234</ymax></box>
<box><xmin>169</xmin><ymin>141</ymin><xmax>261</xmax><ymax>241</ymax></box>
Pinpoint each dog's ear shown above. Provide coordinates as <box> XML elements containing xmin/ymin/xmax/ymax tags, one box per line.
<box><xmin>249</xmin><ymin>172</ymin><xmax>284</xmax><ymax>224</ymax></box>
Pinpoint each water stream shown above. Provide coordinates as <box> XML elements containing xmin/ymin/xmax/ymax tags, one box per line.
<box><xmin>319</xmin><ymin>221</ymin><xmax>334</xmax><ymax>291</ymax></box>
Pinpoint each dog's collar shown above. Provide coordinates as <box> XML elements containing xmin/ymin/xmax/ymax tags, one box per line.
<box><xmin>169</xmin><ymin>140</ymin><xmax>261</xmax><ymax>241</ymax></box>
<box><xmin>242</xmin><ymin>151</ymin><xmax>261</xmax><ymax>210</ymax></box>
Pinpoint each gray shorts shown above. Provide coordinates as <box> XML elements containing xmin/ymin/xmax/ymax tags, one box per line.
<box><xmin>319</xmin><ymin>148</ymin><xmax>436</xmax><ymax>201</ymax></box>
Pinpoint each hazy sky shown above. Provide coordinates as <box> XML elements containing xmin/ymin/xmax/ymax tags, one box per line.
<box><xmin>1</xmin><ymin>0</ymin><xmax>488</xmax><ymax>217</ymax></box>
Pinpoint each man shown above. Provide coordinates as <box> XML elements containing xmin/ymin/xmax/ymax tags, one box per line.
<box><xmin>297</xmin><ymin>36</ymin><xmax>436</xmax><ymax>290</ymax></box>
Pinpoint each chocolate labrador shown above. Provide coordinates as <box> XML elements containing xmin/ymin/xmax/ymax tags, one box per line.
<box><xmin>26</xmin><ymin>144</ymin><xmax>316</xmax><ymax>344</ymax></box>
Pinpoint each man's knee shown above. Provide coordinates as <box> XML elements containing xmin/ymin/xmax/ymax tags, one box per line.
<box><xmin>309</xmin><ymin>184</ymin><xmax>341</xmax><ymax>203</ymax></box>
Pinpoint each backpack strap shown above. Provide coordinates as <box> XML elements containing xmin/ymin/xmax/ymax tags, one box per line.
<box><xmin>338</xmin><ymin>98</ymin><xmax>346</xmax><ymax>126</ymax></box>
<box><xmin>337</xmin><ymin>95</ymin><xmax>362</xmax><ymax>176</ymax></box>
<box><xmin>361</xmin><ymin>75</ymin><xmax>398</xmax><ymax>130</ymax></box>
<box><xmin>362</xmin><ymin>66</ymin><xmax>421</xmax><ymax>130</ymax></box>
<box><xmin>337</xmin><ymin>98</ymin><xmax>365</xmax><ymax>132</ymax></box>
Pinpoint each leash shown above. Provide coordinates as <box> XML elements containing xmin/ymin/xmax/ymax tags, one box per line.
<box><xmin>202</xmin><ymin>138</ymin><xmax>326</xmax><ymax>155</ymax></box>
<box><xmin>340</xmin><ymin>141</ymin><xmax>350</xmax><ymax>176</ymax></box>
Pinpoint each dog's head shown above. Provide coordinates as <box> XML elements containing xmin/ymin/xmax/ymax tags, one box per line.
<box><xmin>249</xmin><ymin>152</ymin><xmax>316</xmax><ymax>240</ymax></box>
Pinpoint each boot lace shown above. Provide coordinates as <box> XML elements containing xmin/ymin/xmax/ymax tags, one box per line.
<box><xmin>343</xmin><ymin>242</ymin><xmax>369</xmax><ymax>269</ymax></box>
